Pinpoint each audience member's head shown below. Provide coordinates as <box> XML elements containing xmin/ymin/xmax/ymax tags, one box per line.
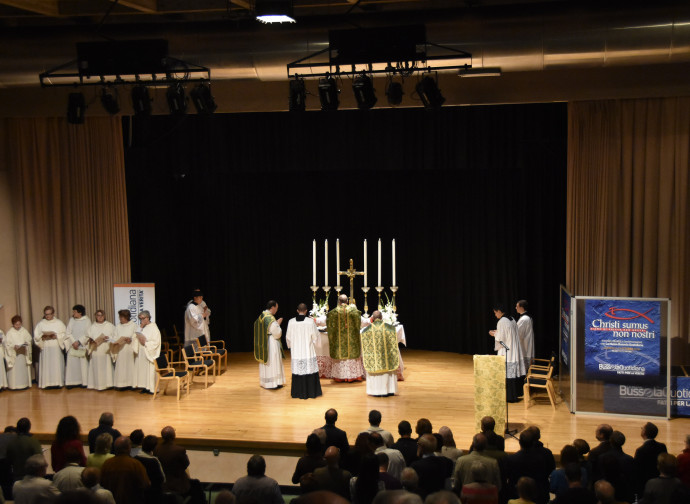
<box><xmin>424</xmin><ymin>490</ymin><xmax>461</xmax><ymax>504</ymax></box>
<box><xmin>369</xmin><ymin>410</ymin><xmax>383</xmax><ymax>426</ymax></box>
<box><xmin>161</xmin><ymin>426</ymin><xmax>176</xmax><ymax>442</ymax></box>
<box><xmin>299</xmin><ymin>472</ymin><xmax>318</xmax><ymax>494</ymax></box>
<box><xmin>401</xmin><ymin>467</ymin><xmax>420</xmax><ymax>493</ymax></box>
<box><xmin>560</xmin><ymin>445</ymin><xmax>579</xmax><ymax>466</ymax></box>
<box><xmin>141</xmin><ymin>435</ymin><xmax>158</xmax><ymax>454</ymax></box>
<box><xmin>4</xmin><ymin>425</ymin><xmax>17</xmax><ymax>433</ymax></box>
<box><xmin>370</xmin><ymin>431</ymin><xmax>385</xmax><ymax>449</ymax></box>
<box><xmin>98</xmin><ymin>412</ymin><xmax>114</xmax><ymax>427</ymax></box>
<box><xmin>354</xmin><ymin>432</ymin><xmax>374</xmax><ymax>454</ymax></box>
<box><xmin>609</xmin><ymin>430</ymin><xmax>626</xmax><ymax>450</ymax></box>
<box><xmin>418</xmin><ymin>434</ymin><xmax>436</xmax><ymax>456</ymax></box>
<box><xmin>64</xmin><ymin>447</ymin><xmax>83</xmax><ymax>465</ymax></box>
<box><xmin>480</xmin><ymin>417</ymin><xmax>496</xmax><ymax>433</ymax></box>
<box><xmin>294</xmin><ymin>490</ymin><xmax>352</xmax><ymax>504</ymax></box>
<box><xmin>527</xmin><ymin>425</ymin><xmax>542</xmax><ymax>441</ymax></box>
<box><xmin>95</xmin><ymin>433</ymin><xmax>113</xmax><ymax>455</ymax></box>
<box><xmin>438</xmin><ymin>426</ymin><xmax>456</xmax><ymax>448</ymax></box>
<box><xmin>130</xmin><ymin>429</ymin><xmax>144</xmax><ymax>446</ymax></box>
<box><xmin>516</xmin><ymin>477</ymin><xmax>537</xmax><ymax>502</ymax></box>
<box><xmin>247</xmin><ymin>454</ymin><xmax>266</xmax><ymax>477</ymax></box>
<box><xmin>471</xmin><ymin>433</ymin><xmax>488</xmax><ymax>452</ymax></box>
<box><xmin>325</xmin><ymin>409</ymin><xmax>338</xmax><ymax>425</ymax></box>
<box><xmin>657</xmin><ymin>453</ymin><xmax>677</xmax><ymax>477</ymax></box>
<box><xmin>56</xmin><ymin>416</ymin><xmax>82</xmax><ymax>443</ymax></box>
<box><xmin>595</xmin><ymin>424</ymin><xmax>613</xmax><ymax>442</ymax></box>
<box><xmin>305</xmin><ymin>433</ymin><xmax>322</xmax><ymax>456</ymax></box>
<box><xmin>469</xmin><ymin>461</ymin><xmax>489</xmax><ymax>484</ymax></box>
<box><xmin>113</xmin><ymin>436</ymin><xmax>131</xmax><ymax>456</ymax></box>
<box><xmin>398</xmin><ymin>421</ymin><xmax>413</xmax><ymax>438</ymax></box>
<box><xmin>573</xmin><ymin>439</ymin><xmax>590</xmax><ymax>457</ymax></box>
<box><xmin>518</xmin><ymin>429</ymin><xmax>535</xmax><ymax>451</ymax></box>
<box><xmin>642</xmin><ymin>422</ymin><xmax>659</xmax><ymax>440</ymax></box>
<box><xmin>564</xmin><ymin>462</ymin><xmax>582</xmax><ymax>484</ymax></box>
<box><xmin>214</xmin><ymin>490</ymin><xmax>237</xmax><ymax>504</ymax></box>
<box><xmin>377</xmin><ymin>452</ymin><xmax>389</xmax><ymax>471</ymax></box>
<box><xmin>325</xmin><ymin>446</ymin><xmax>341</xmax><ymax>468</ymax></box>
<box><xmin>415</xmin><ymin>419</ymin><xmax>432</xmax><ymax>437</ymax></box>
<box><xmin>81</xmin><ymin>467</ymin><xmax>100</xmax><ymax>488</ymax></box>
<box><xmin>17</xmin><ymin>417</ymin><xmax>31</xmax><ymax>434</ymax></box>
<box><xmin>594</xmin><ymin>479</ymin><xmax>616</xmax><ymax>504</ymax></box>
<box><xmin>25</xmin><ymin>454</ymin><xmax>48</xmax><ymax>477</ymax></box>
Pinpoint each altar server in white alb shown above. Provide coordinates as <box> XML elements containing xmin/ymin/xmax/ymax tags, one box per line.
<box><xmin>4</xmin><ymin>315</ymin><xmax>33</xmax><ymax>389</ymax></box>
<box><xmin>112</xmin><ymin>309</ymin><xmax>138</xmax><ymax>389</ymax></box>
<box><xmin>86</xmin><ymin>309</ymin><xmax>115</xmax><ymax>390</ymax></box>
<box><xmin>489</xmin><ymin>302</ymin><xmax>526</xmax><ymax>403</ymax></box>
<box><xmin>0</xmin><ymin>328</ymin><xmax>7</xmax><ymax>389</ymax></box>
<box><xmin>64</xmin><ymin>304</ymin><xmax>91</xmax><ymax>388</ymax></box>
<box><xmin>253</xmin><ymin>300</ymin><xmax>285</xmax><ymax>389</ymax></box>
<box><xmin>184</xmin><ymin>289</ymin><xmax>211</xmax><ymax>344</ymax></box>
<box><xmin>34</xmin><ymin>305</ymin><xmax>67</xmax><ymax>388</ymax></box>
<box><xmin>134</xmin><ymin>310</ymin><xmax>161</xmax><ymax>394</ymax></box>
<box><xmin>286</xmin><ymin>302</ymin><xmax>322</xmax><ymax>399</ymax></box>
<box><xmin>515</xmin><ymin>299</ymin><xmax>535</xmax><ymax>371</ymax></box>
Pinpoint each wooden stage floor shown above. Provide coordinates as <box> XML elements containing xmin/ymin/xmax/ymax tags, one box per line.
<box><xmin>2</xmin><ymin>350</ymin><xmax>689</xmax><ymax>456</ymax></box>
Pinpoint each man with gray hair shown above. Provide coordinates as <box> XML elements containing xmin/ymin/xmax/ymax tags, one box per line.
<box><xmin>410</xmin><ymin>434</ymin><xmax>453</xmax><ymax>498</ymax></box>
<box><xmin>88</xmin><ymin>413</ymin><xmax>121</xmax><ymax>454</ymax></box>
<box><xmin>12</xmin><ymin>453</ymin><xmax>60</xmax><ymax>503</ymax></box>
<box><xmin>458</xmin><ymin>461</ymin><xmax>498</xmax><ymax>503</ymax></box>
<box><xmin>401</xmin><ymin>467</ymin><xmax>421</xmax><ymax>497</ymax></box>
<box><xmin>134</xmin><ymin>310</ymin><xmax>161</xmax><ymax>394</ymax></box>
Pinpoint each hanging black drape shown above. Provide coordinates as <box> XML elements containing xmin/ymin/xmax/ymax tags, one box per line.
<box><xmin>124</xmin><ymin>103</ymin><xmax>566</xmax><ymax>358</ymax></box>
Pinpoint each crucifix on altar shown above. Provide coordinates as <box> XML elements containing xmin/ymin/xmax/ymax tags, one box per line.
<box><xmin>337</xmin><ymin>258</ymin><xmax>365</xmax><ymax>306</ymax></box>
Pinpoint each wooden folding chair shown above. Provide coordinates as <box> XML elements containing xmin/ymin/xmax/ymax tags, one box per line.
<box><xmin>197</xmin><ymin>334</ymin><xmax>227</xmax><ymax>372</ymax></box>
<box><xmin>153</xmin><ymin>354</ymin><xmax>191</xmax><ymax>400</ymax></box>
<box><xmin>523</xmin><ymin>356</ymin><xmax>557</xmax><ymax>410</ymax></box>
<box><xmin>182</xmin><ymin>343</ymin><xmax>216</xmax><ymax>388</ymax></box>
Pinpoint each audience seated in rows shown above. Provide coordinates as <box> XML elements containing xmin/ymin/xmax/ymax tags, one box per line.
<box><xmin>87</xmin><ymin>413</ymin><xmax>121</xmax><ymax>455</ymax></box>
<box><xmin>231</xmin><ymin>454</ymin><xmax>282</xmax><ymax>504</ymax></box>
<box><xmin>6</xmin><ymin>418</ymin><xmax>41</xmax><ymax>481</ymax></box>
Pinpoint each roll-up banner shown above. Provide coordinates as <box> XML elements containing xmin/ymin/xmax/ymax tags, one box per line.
<box><xmin>113</xmin><ymin>283</ymin><xmax>156</xmax><ymax>326</ymax></box>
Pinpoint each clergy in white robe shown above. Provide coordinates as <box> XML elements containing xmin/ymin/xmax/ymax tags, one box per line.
<box><xmin>34</xmin><ymin>305</ymin><xmax>67</xmax><ymax>388</ymax></box>
<box><xmin>134</xmin><ymin>310</ymin><xmax>161</xmax><ymax>393</ymax></box>
<box><xmin>286</xmin><ymin>303</ymin><xmax>322</xmax><ymax>399</ymax></box>
<box><xmin>4</xmin><ymin>315</ymin><xmax>33</xmax><ymax>389</ymax></box>
<box><xmin>0</xmin><ymin>329</ymin><xmax>7</xmax><ymax>389</ymax></box>
<box><xmin>325</xmin><ymin>295</ymin><xmax>366</xmax><ymax>382</ymax></box>
<box><xmin>516</xmin><ymin>299</ymin><xmax>535</xmax><ymax>371</ymax></box>
<box><xmin>86</xmin><ymin>310</ymin><xmax>115</xmax><ymax>390</ymax></box>
<box><xmin>489</xmin><ymin>303</ymin><xmax>526</xmax><ymax>403</ymax></box>
<box><xmin>64</xmin><ymin>305</ymin><xmax>91</xmax><ymax>387</ymax></box>
<box><xmin>361</xmin><ymin>311</ymin><xmax>399</xmax><ymax>397</ymax></box>
<box><xmin>112</xmin><ymin>309</ymin><xmax>138</xmax><ymax>389</ymax></box>
<box><xmin>184</xmin><ymin>289</ymin><xmax>211</xmax><ymax>344</ymax></box>
<box><xmin>253</xmin><ymin>300</ymin><xmax>285</xmax><ymax>389</ymax></box>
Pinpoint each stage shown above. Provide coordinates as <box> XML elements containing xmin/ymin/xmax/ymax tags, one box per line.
<box><xmin>2</xmin><ymin>349</ymin><xmax>688</xmax><ymax>458</ymax></box>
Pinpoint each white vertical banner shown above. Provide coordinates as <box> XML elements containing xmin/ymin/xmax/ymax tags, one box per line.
<box><xmin>113</xmin><ymin>283</ymin><xmax>156</xmax><ymax>326</ymax></box>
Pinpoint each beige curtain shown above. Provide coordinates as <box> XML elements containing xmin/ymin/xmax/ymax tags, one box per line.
<box><xmin>567</xmin><ymin>98</ymin><xmax>690</xmax><ymax>359</ymax></box>
<box><xmin>6</xmin><ymin>117</ymin><xmax>130</xmax><ymax>328</ymax></box>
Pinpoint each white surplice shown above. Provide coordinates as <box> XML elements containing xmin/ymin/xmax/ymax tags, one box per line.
<box><xmin>285</xmin><ymin>317</ymin><xmax>319</xmax><ymax>376</ymax></box>
<box><xmin>134</xmin><ymin>322</ymin><xmax>161</xmax><ymax>392</ymax></box>
<box><xmin>494</xmin><ymin>316</ymin><xmax>526</xmax><ymax>379</ymax></box>
<box><xmin>259</xmin><ymin>319</ymin><xmax>285</xmax><ymax>389</ymax></box>
<box><xmin>112</xmin><ymin>321</ymin><xmax>138</xmax><ymax>388</ymax></box>
<box><xmin>517</xmin><ymin>312</ymin><xmax>535</xmax><ymax>369</ymax></box>
<box><xmin>34</xmin><ymin>317</ymin><xmax>67</xmax><ymax>388</ymax></box>
<box><xmin>65</xmin><ymin>316</ymin><xmax>91</xmax><ymax>386</ymax></box>
<box><xmin>86</xmin><ymin>321</ymin><xmax>115</xmax><ymax>390</ymax></box>
<box><xmin>0</xmin><ymin>331</ymin><xmax>7</xmax><ymax>388</ymax></box>
<box><xmin>184</xmin><ymin>301</ymin><xmax>209</xmax><ymax>344</ymax></box>
<box><xmin>4</xmin><ymin>327</ymin><xmax>33</xmax><ymax>389</ymax></box>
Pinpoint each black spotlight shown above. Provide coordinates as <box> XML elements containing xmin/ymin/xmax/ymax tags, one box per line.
<box><xmin>100</xmin><ymin>86</ymin><xmax>120</xmax><ymax>115</ymax></box>
<box><xmin>131</xmin><ymin>85</ymin><xmax>151</xmax><ymax>116</ymax></box>
<box><xmin>67</xmin><ymin>92</ymin><xmax>86</xmax><ymax>124</ymax></box>
<box><xmin>416</xmin><ymin>75</ymin><xmax>445</xmax><ymax>110</ymax></box>
<box><xmin>352</xmin><ymin>74</ymin><xmax>377</xmax><ymax>110</ymax></box>
<box><xmin>318</xmin><ymin>76</ymin><xmax>339</xmax><ymax>111</ymax></box>
<box><xmin>166</xmin><ymin>83</ymin><xmax>187</xmax><ymax>115</ymax></box>
<box><xmin>386</xmin><ymin>80</ymin><xmax>404</xmax><ymax>106</ymax></box>
<box><xmin>190</xmin><ymin>84</ymin><xmax>217</xmax><ymax>115</ymax></box>
<box><xmin>289</xmin><ymin>78</ymin><xmax>306</xmax><ymax>112</ymax></box>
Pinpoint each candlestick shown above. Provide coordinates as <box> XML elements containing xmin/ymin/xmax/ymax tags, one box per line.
<box><xmin>336</xmin><ymin>239</ymin><xmax>340</xmax><ymax>286</ymax></box>
<box><xmin>322</xmin><ymin>285</ymin><xmax>331</xmax><ymax>310</ymax></box>
<box><xmin>392</xmin><ymin>239</ymin><xmax>396</xmax><ymax>286</ymax></box>
<box><xmin>364</xmin><ymin>239</ymin><xmax>368</xmax><ymax>286</ymax></box>
<box><xmin>377</xmin><ymin>238</ymin><xmax>382</xmax><ymax>286</ymax></box>
<box><xmin>324</xmin><ymin>239</ymin><xmax>328</xmax><ymax>286</ymax></box>
<box><xmin>375</xmin><ymin>286</ymin><xmax>384</xmax><ymax>309</ymax></box>
<box><xmin>310</xmin><ymin>285</ymin><xmax>319</xmax><ymax>304</ymax></box>
<box><xmin>362</xmin><ymin>286</ymin><xmax>370</xmax><ymax>317</ymax></box>
<box><xmin>312</xmin><ymin>240</ymin><xmax>317</xmax><ymax>286</ymax></box>
<box><xmin>390</xmin><ymin>285</ymin><xmax>398</xmax><ymax>312</ymax></box>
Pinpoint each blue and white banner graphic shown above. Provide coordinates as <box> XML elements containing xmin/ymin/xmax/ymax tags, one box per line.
<box><xmin>560</xmin><ymin>287</ymin><xmax>571</xmax><ymax>369</ymax></box>
<box><xmin>113</xmin><ymin>283</ymin><xmax>156</xmax><ymax>327</ymax></box>
<box><xmin>584</xmin><ymin>299</ymin><xmax>661</xmax><ymax>381</ymax></box>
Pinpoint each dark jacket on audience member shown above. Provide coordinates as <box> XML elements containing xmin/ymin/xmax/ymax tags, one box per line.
<box><xmin>101</xmin><ymin>454</ymin><xmax>151</xmax><ymax>503</ymax></box>
<box><xmin>504</xmin><ymin>447</ymin><xmax>552</xmax><ymax>504</ymax></box>
<box><xmin>135</xmin><ymin>453</ymin><xmax>166</xmax><ymax>504</ymax></box>
<box><xmin>292</xmin><ymin>454</ymin><xmax>327</xmax><ymax>484</ymax></box>
<box><xmin>588</xmin><ymin>440</ymin><xmax>613</xmax><ymax>482</ymax></box>
<box><xmin>600</xmin><ymin>448</ymin><xmax>635</xmax><ymax>502</ymax></box>
<box><xmin>312</xmin><ymin>465</ymin><xmax>352</xmax><ymax>499</ymax></box>
<box><xmin>391</xmin><ymin>438</ymin><xmax>418</xmax><ymax>466</ymax></box>
<box><xmin>639</xmin><ymin>475</ymin><xmax>685</xmax><ymax>504</ymax></box>
<box><xmin>6</xmin><ymin>433</ymin><xmax>42</xmax><ymax>480</ymax></box>
<box><xmin>409</xmin><ymin>454</ymin><xmax>454</xmax><ymax>498</ymax></box>
<box><xmin>88</xmin><ymin>425</ymin><xmax>122</xmax><ymax>454</ymax></box>
<box><xmin>634</xmin><ymin>438</ymin><xmax>668</xmax><ymax>494</ymax></box>
<box><xmin>322</xmin><ymin>424</ymin><xmax>350</xmax><ymax>455</ymax></box>
<box><xmin>154</xmin><ymin>440</ymin><xmax>191</xmax><ymax>494</ymax></box>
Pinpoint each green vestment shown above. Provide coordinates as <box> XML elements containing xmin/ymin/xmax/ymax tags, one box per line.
<box><xmin>361</xmin><ymin>320</ymin><xmax>399</xmax><ymax>373</ymax></box>
<box><xmin>253</xmin><ymin>310</ymin><xmax>275</xmax><ymax>364</ymax></box>
<box><xmin>326</xmin><ymin>304</ymin><xmax>362</xmax><ymax>359</ymax></box>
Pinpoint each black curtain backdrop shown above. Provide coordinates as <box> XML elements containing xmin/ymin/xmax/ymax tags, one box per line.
<box><xmin>123</xmin><ymin>102</ymin><xmax>566</xmax><ymax>358</ymax></box>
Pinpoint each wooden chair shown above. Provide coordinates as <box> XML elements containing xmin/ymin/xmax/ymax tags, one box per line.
<box><xmin>153</xmin><ymin>354</ymin><xmax>191</xmax><ymax>400</ymax></box>
<box><xmin>197</xmin><ymin>334</ymin><xmax>227</xmax><ymax>372</ymax></box>
<box><xmin>523</xmin><ymin>356</ymin><xmax>557</xmax><ymax>410</ymax></box>
<box><xmin>182</xmin><ymin>343</ymin><xmax>216</xmax><ymax>389</ymax></box>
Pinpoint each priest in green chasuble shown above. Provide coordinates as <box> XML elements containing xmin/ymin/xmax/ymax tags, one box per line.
<box><xmin>361</xmin><ymin>310</ymin><xmax>399</xmax><ymax>396</ymax></box>
<box><xmin>253</xmin><ymin>300</ymin><xmax>285</xmax><ymax>389</ymax></box>
<box><xmin>326</xmin><ymin>294</ymin><xmax>365</xmax><ymax>382</ymax></box>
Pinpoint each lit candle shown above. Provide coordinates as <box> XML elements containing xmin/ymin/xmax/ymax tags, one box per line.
<box><xmin>336</xmin><ymin>239</ymin><xmax>340</xmax><ymax>286</ymax></box>
<box><xmin>324</xmin><ymin>239</ymin><xmax>328</xmax><ymax>286</ymax></box>
<box><xmin>377</xmin><ymin>238</ymin><xmax>382</xmax><ymax>286</ymax></box>
<box><xmin>364</xmin><ymin>239</ymin><xmax>368</xmax><ymax>286</ymax></box>
<box><xmin>392</xmin><ymin>239</ymin><xmax>396</xmax><ymax>286</ymax></box>
<box><xmin>312</xmin><ymin>239</ymin><xmax>316</xmax><ymax>286</ymax></box>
